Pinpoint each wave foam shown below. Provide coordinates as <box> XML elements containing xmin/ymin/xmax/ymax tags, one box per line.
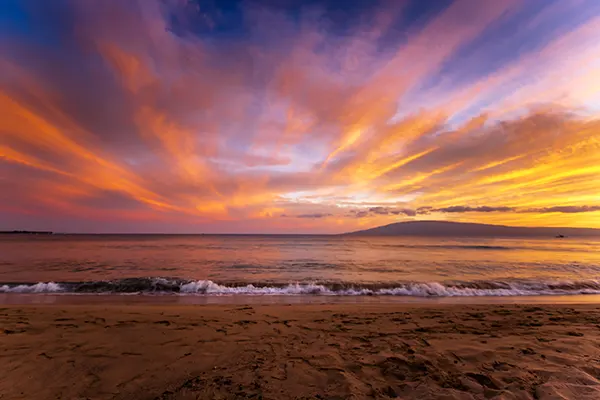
<box><xmin>177</xmin><ymin>279</ymin><xmax>600</xmax><ymax>296</ymax></box>
<box><xmin>2</xmin><ymin>278</ymin><xmax>600</xmax><ymax>297</ymax></box>
<box><xmin>0</xmin><ymin>282</ymin><xmax>64</xmax><ymax>293</ymax></box>
<box><xmin>180</xmin><ymin>281</ymin><xmax>333</xmax><ymax>295</ymax></box>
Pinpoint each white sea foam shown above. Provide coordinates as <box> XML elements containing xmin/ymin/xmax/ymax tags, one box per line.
<box><xmin>2</xmin><ymin>279</ymin><xmax>600</xmax><ymax>296</ymax></box>
<box><xmin>0</xmin><ymin>282</ymin><xmax>64</xmax><ymax>293</ymax></box>
<box><xmin>179</xmin><ymin>281</ymin><xmax>330</xmax><ymax>295</ymax></box>
<box><xmin>178</xmin><ymin>280</ymin><xmax>600</xmax><ymax>297</ymax></box>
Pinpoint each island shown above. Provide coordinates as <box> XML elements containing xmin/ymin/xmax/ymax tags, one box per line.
<box><xmin>344</xmin><ymin>220</ymin><xmax>600</xmax><ymax>237</ymax></box>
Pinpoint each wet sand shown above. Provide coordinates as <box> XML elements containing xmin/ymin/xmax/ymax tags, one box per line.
<box><xmin>2</xmin><ymin>303</ymin><xmax>600</xmax><ymax>399</ymax></box>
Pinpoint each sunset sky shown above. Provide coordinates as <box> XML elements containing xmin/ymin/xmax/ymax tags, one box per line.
<box><xmin>1</xmin><ymin>0</ymin><xmax>600</xmax><ymax>233</ymax></box>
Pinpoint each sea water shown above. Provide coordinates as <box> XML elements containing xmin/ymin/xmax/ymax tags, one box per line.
<box><xmin>2</xmin><ymin>234</ymin><xmax>600</xmax><ymax>300</ymax></box>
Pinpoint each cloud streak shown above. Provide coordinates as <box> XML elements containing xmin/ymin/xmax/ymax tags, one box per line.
<box><xmin>428</xmin><ymin>206</ymin><xmax>516</xmax><ymax>213</ymax></box>
<box><xmin>521</xmin><ymin>206</ymin><xmax>600</xmax><ymax>214</ymax></box>
<box><xmin>294</xmin><ymin>213</ymin><xmax>333</xmax><ymax>219</ymax></box>
<box><xmin>1</xmin><ymin>0</ymin><xmax>600</xmax><ymax>233</ymax></box>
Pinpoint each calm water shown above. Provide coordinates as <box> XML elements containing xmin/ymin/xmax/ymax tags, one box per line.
<box><xmin>1</xmin><ymin>234</ymin><xmax>600</xmax><ymax>297</ymax></box>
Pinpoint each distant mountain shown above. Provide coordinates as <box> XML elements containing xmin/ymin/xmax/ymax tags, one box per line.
<box><xmin>343</xmin><ymin>221</ymin><xmax>600</xmax><ymax>237</ymax></box>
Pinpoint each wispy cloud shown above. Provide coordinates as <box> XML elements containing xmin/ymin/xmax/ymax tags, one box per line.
<box><xmin>521</xmin><ymin>206</ymin><xmax>600</xmax><ymax>214</ymax></box>
<box><xmin>295</xmin><ymin>213</ymin><xmax>333</xmax><ymax>219</ymax></box>
<box><xmin>1</xmin><ymin>0</ymin><xmax>600</xmax><ymax>232</ymax></box>
<box><xmin>429</xmin><ymin>206</ymin><xmax>516</xmax><ymax>213</ymax></box>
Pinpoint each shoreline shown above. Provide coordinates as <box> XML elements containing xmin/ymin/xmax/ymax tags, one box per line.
<box><xmin>2</xmin><ymin>302</ymin><xmax>600</xmax><ymax>399</ymax></box>
<box><xmin>4</xmin><ymin>293</ymin><xmax>600</xmax><ymax>305</ymax></box>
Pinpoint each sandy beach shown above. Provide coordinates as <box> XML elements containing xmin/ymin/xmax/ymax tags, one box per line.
<box><xmin>2</xmin><ymin>302</ymin><xmax>600</xmax><ymax>399</ymax></box>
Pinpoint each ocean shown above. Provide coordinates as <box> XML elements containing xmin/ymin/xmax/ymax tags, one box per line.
<box><xmin>2</xmin><ymin>234</ymin><xmax>600</xmax><ymax>301</ymax></box>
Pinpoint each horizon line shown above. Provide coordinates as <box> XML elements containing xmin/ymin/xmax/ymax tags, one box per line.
<box><xmin>3</xmin><ymin>220</ymin><xmax>600</xmax><ymax>236</ymax></box>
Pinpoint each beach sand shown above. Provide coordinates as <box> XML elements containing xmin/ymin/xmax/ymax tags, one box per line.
<box><xmin>2</xmin><ymin>303</ymin><xmax>600</xmax><ymax>399</ymax></box>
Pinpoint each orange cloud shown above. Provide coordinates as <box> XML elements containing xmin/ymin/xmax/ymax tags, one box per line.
<box><xmin>2</xmin><ymin>0</ymin><xmax>600</xmax><ymax>233</ymax></box>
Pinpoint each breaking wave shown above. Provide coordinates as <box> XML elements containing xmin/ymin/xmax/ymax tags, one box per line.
<box><xmin>0</xmin><ymin>282</ymin><xmax>64</xmax><ymax>293</ymax></box>
<box><xmin>3</xmin><ymin>277</ymin><xmax>600</xmax><ymax>297</ymax></box>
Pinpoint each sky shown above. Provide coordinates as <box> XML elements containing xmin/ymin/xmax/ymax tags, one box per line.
<box><xmin>1</xmin><ymin>0</ymin><xmax>600</xmax><ymax>234</ymax></box>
